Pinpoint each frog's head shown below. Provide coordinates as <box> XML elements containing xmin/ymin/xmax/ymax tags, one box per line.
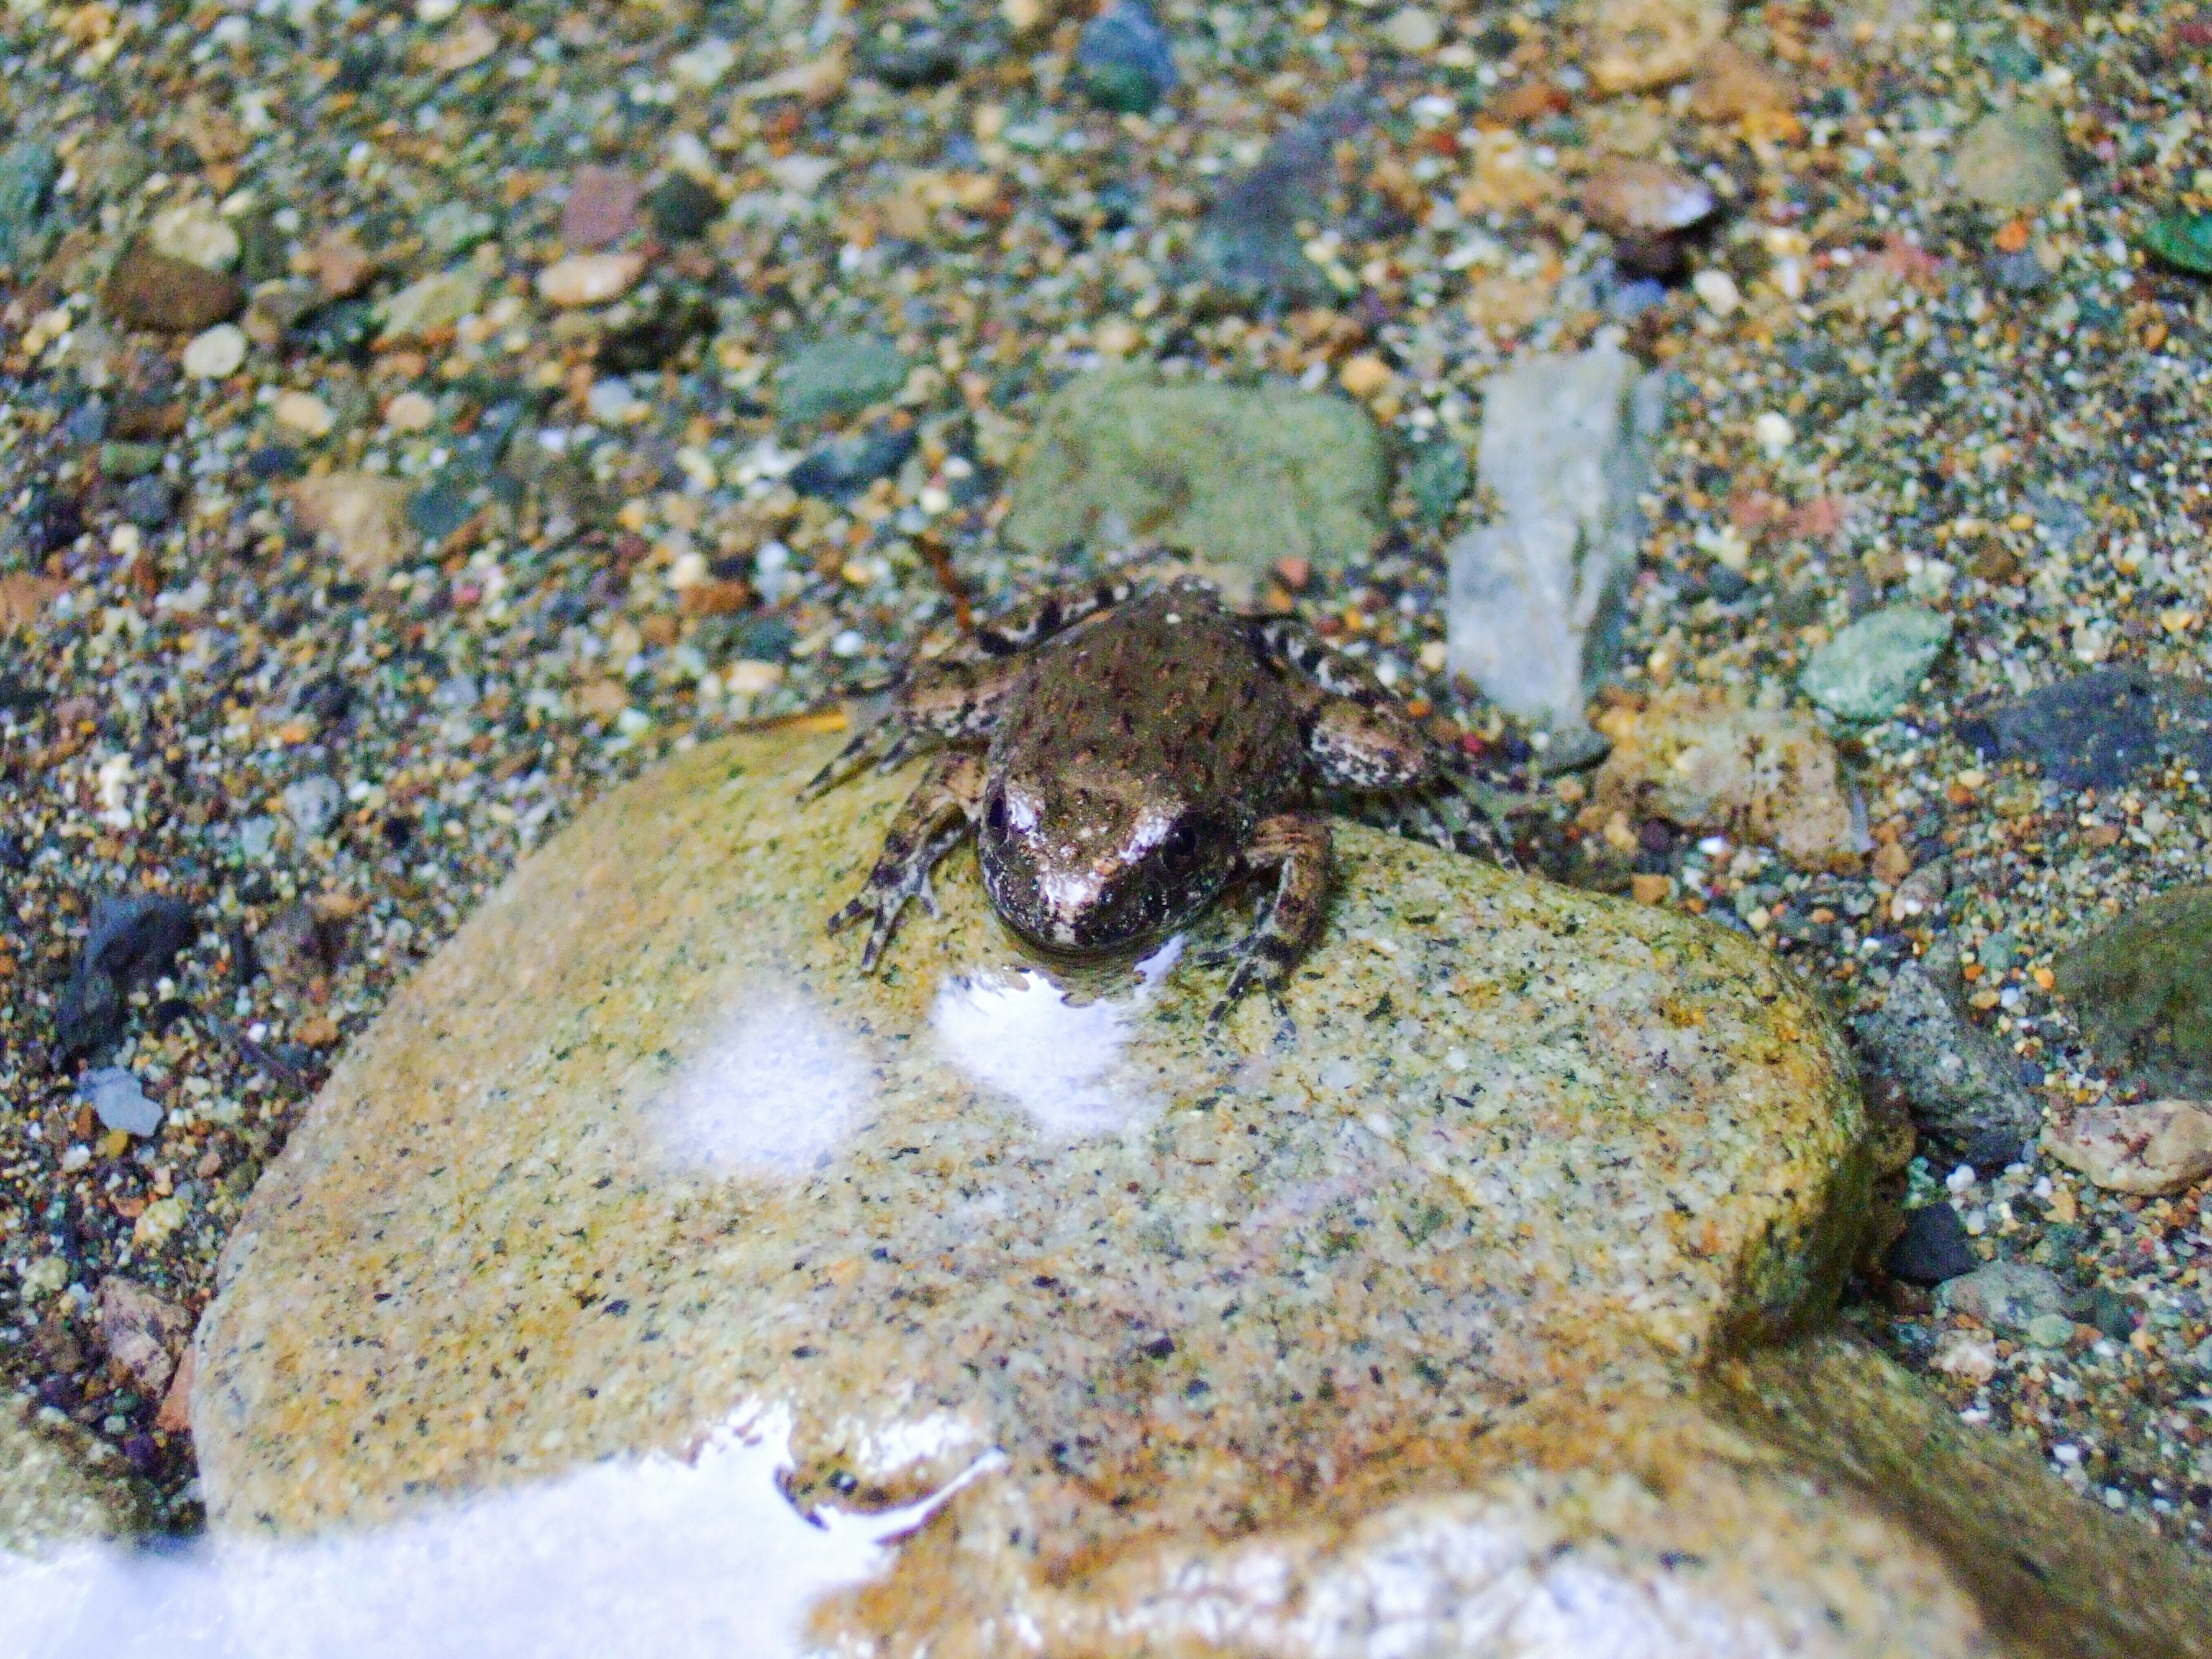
<box><xmin>977</xmin><ymin>766</ymin><xmax>1233</xmax><ymax>954</ymax></box>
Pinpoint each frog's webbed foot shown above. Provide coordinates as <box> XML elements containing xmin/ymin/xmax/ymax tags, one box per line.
<box><xmin>825</xmin><ymin>750</ymin><xmax>986</xmax><ymax>970</ymax></box>
<box><xmin>1203</xmin><ymin>813</ymin><xmax>1330</xmax><ymax>1032</ymax></box>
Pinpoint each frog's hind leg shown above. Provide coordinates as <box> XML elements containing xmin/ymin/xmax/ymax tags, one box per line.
<box><xmin>1205</xmin><ymin>813</ymin><xmax>1331</xmax><ymax>1027</ymax></box>
<box><xmin>1253</xmin><ymin>618</ymin><xmax>1435</xmax><ymax>792</ymax></box>
<box><xmin>970</xmin><ymin>578</ymin><xmax>1132</xmax><ymax>657</ymax></box>
<box><xmin>827</xmin><ymin>749</ymin><xmax>988</xmax><ymax>970</ymax></box>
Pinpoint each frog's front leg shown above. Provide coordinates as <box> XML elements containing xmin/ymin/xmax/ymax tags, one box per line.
<box><xmin>827</xmin><ymin>749</ymin><xmax>987</xmax><ymax>969</ymax></box>
<box><xmin>800</xmin><ymin>654</ymin><xmax>1024</xmax><ymax>801</ymax></box>
<box><xmin>1209</xmin><ymin>812</ymin><xmax>1332</xmax><ymax>1022</ymax></box>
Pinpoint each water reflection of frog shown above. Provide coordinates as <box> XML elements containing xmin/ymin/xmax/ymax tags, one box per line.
<box><xmin>806</xmin><ymin>578</ymin><xmax>1486</xmax><ymax>1017</ymax></box>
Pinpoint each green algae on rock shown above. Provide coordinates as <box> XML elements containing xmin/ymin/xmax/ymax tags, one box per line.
<box><xmin>1800</xmin><ymin>604</ymin><xmax>1952</xmax><ymax>722</ymax></box>
<box><xmin>1003</xmin><ymin>368</ymin><xmax>1389</xmax><ymax>601</ymax></box>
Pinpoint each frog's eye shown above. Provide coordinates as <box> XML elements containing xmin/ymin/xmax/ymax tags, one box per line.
<box><xmin>984</xmin><ymin>787</ymin><xmax>1008</xmax><ymax>835</ymax></box>
<box><xmin>1159</xmin><ymin>819</ymin><xmax>1200</xmax><ymax>865</ymax></box>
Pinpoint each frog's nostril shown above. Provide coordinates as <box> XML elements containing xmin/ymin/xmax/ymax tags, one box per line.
<box><xmin>984</xmin><ymin>787</ymin><xmax>1007</xmax><ymax>834</ymax></box>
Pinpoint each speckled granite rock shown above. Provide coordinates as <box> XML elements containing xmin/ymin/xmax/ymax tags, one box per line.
<box><xmin>0</xmin><ymin>1401</ymin><xmax>145</xmax><ymax>1554</ymax></box>
<box><xmin>195</xmin><ymin>725</ymin><xmax>1915</xmax><ymax>1650</ymax></box>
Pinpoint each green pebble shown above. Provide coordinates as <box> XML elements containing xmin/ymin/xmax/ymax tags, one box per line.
<box><xmin>1407</xmin><ymin>441</ymin><xmax>1470</xmax><ymax>528</ymax></box>
<box><xmin>2025</xmin><ymin>1312</ymin><xmax>2075</xmax><ymax>1349</ymax></box>
<box><xmin>98</xmin><ymin>441</ymin><xmax>165</xmax><ymax>480</ymax></box>
<box><xmin>1080</xmin><ymin>62</ymin><xmax>1162</xmax><ymax>115</ymax></box>
<box><xmin>2142</xmin><ymin>213</ymin><xmax>2212</xmax><ymax>278</ymax></box>
<box><xmin>778</xmin><ymin>335</ymin><xmax>909</xmax><ymax>425</ymax></box>
<box><xmin>1799</xmin><ymin>603</ymin><xmax>1952</xmax><ymax>721</ymax></box>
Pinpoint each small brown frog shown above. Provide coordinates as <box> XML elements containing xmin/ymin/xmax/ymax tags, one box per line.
<box><xmin>805</xmin><ymin>578</ymin><xmax>1486</xmax><ymax>1016</ymax></box>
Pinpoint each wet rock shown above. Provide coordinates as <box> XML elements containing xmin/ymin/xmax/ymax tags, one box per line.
<box><xmin>98</xmin><ymin>441</ymin><xmax>164</xmax><ymax>481</ymax></box>
<box><xmin>1953</xmin><ymin>105</ymin><xmax>2069</xmax><ymax>214</ymax></box>
<box><xmin>789</xmin><ymin>427</ymin><xmax>919</xmax><ymax>503</ymax></box>
<box><xmin>1074</xmin><ymin>1</ymin><xmax>1176</xmax><ymax>115</ymax></box>
<box><xmin>2043</xmin><ymin>1098</ymin><xmax>2212</xmax><ymax>1196</ymax></box>
<box><xmin>777</xmin><ymin>335</ymin><xmax>910</xmax><ymax>424</ymax></box>
<box><xmin>1580</xmin><ymin>159</ymin><xmax>1715</xmax><ymax>238</ymax></box>
<box><xmin>96</xmin><ymin>1276</ymin><xmax>191</xmax><ymax>1397</ymax></box>
<box><xmin>1381</xmin><ymin>6</ymin><xmax>1442</xmax><ymax>53</ymax></box>
<box><xmin>0</xmin><ymin>1399</ymin><xmax>145</xmax><ymax>1554</ymax></box>
<box><xmin>118</xmin><ymin>476</ymin><xmax>177</xmax><ymax>531</ymax></box>
<box><xmin>0</xmin><ymin>140</ymin><xmax>60</xmax><ymax>267</ymax></box>
<box><xmin>180</xmin><ymin>321</ymin><xmax>247</xmax><ymax>380</ymax></box>
<box><xmin>1712</xmin><ymin>1332</ymin><xmax>2212</xmax><ymax>1657</ymax></box>
<box><xmin>867</xmin><ymin>29</ymin><xmax>963</xmax><ymax>89</ymax></box>
<box><xmin>646</xmin><ymin>173</ymin><xmax>723</xmax><ymax>241</ymax></box>
<box><xmin>1195</xmin><ymin>90</ymin><xmax>1368</xmax><ymax>301</ymax></box>
<box><xmin>1853</xmin><ymin>960</ymin><xmax>2044</xmax><ymax>1147</ymax></box>
<box><xmin>1885</xmin><ymin>1202</ymin><xmax>1979</xmax><ymax>1286</ymax></box>
<box><xmin>288</xmin><ymin>471</ymin><xmax>411</xmax><ymax>578</ymax></box>
<box><xmin>596</xmin><ymin>290</ymin><xmax>719</xmax><ymax>374</ymax></box>
<box><xmin>1937</xmin><ymin>1260</ymin><xmax>2069</xmax><ymax>1335</ymax></box>
<box><xmin>271</xmin><ymin>389</ymin><xmax>336</xmax><ymax>439</ymax></box>
<box><xmin>146</xmin><ymin>200</ymin><xmax>241</xmax><ymax>272</ymax></box>
<box><xmin>1405</xmin><ymin>439</ymin><xmax>1469</xmax><ymax>528</ymax></box>
<box><xmin>1446</xmin><ymin>340</ymin><xmax>1667</xmax><ymax>741</ymax></box>
<box><xmin>77</xmin><ymin>1067</ymin><xmax>162</xmax><ymax>1138</ymax></box>
<box><xmin>420</xmin><ymin>200</ymin><xmax>496</xmax><ymax>257</ymax></box>
<box><xmin>1799</xmin><ymin>603</ymin><xmax>1952</xmax><ymax>721</ymax></box>
<box><xmin>404</xmin><ymin>480</ymin><xmax>474</xmax><ymax>541</ymax></box>
<box><xmin>561</xmin><ymin>166</ymin><xmax>643</xmax><ymax>250</ymax></box>
<box><xmin>1688</xmin><ymin>40</ymin><xmax>1796</xmax><ymax>123</ymax></box>
<box><xmin>377</xmin><ymin>266</ymin><xmax>487</xmax><ymax>341</ymax></box>
<box><xmin>2056</xmin><ymin>885</ymin><xmax>2212</xmax><ymax>1096</ymax></box>
<box><xmin>1004</xmin><ymin>367</ymin><xmax>1388</xmax><ymax>603</ymax></box>
<box><xmin>536</xmin><ymin>251</ymin><xmax>646</xmax><ymax>309</ymax></box>
<box><xmin>194</xmin><ymin>726</ymin><xmax>1876</xmax><ymax>1585</ymax></box>
<box><xmin>1581</xmin><ymin>0</ymin><xmax>1726</xmax><ymax>94</ymax></box>
<box><xmin>283</xmin><ymin>775</ymin><xmax>344</xmax><ymax>839</ymax></box>
<box><xmin>2143</xmin><ymin>213</ymin><xmax>2212</xmax><ymax>278</ymax></box>
<box><xmin>1956</xmin><ymin>668</ymin><xmax>2212</xmax><ymax>792</ymax></box>
<box><xmin>101</xmin><ymin>241</ymin><xmax>245</xmax><ymax>333</ymax></box>
<box><xmin>54</xmin><ymin>895</ymin><xmax>199</xmax><ymax>1063</ymax></box>
<box><xmin>1593</xmin><ymin>689</ymin><xmax>1859</xmax><ymax>866</ymax></box>
<box><xmin>1988</xmin><ymin>247</ymin><xmax>2051</xmax><ymax>294</ymax></box>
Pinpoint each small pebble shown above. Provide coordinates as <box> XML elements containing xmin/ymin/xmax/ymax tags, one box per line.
<box><xmin>272</xmin><ymin>390</ymin><xmax>335</xmax><ymax>438</ymax></box>
<box><xmin>181</xmin><ymin>323</ymin><xmax>247</xmax><ymax>380</ymax></box>
<box><xmin>536</xmin><ymin>251</ymin><xmax>647</xmax><ymax>308</ymax></box>
<box><xmin>79</xmin><ymin>1068</ymin><xmax>162</xmax><ymax>1138</ymax></box>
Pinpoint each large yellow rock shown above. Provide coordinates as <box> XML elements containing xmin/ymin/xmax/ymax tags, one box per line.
<box><xmin>192</xmin><ymin>725</ymin><xmax>1905</xmax><ymax>1649</ymax></box>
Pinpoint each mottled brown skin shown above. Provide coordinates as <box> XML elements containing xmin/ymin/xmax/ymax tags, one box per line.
<box><xmin>804</xmin><ymin>579</ymin><xmax>1443</xmax><ymax>1016</ymax></box>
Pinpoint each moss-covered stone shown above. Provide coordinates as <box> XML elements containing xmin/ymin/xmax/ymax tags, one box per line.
<box><xmin>2055</xmin><ymin>884</ymin><xmax>2212</xmax><ymax>1094</ymax></box>
<box><xmin>1003</xmin><ymin>368</ymin><xmax>1389</xmax><ymax>601</ymax></box>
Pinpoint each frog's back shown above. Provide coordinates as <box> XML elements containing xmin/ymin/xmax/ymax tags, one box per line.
<box><xmin>990</xmin><ymin>588</ymin><xmax>1306</xmax><ymax>809</ymax></box>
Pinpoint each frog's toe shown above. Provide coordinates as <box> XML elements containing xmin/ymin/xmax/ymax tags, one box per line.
<box><xmin>826</xmin><ymin>889</ymin><xmax>908</xmax><ymax>972</ymax></box>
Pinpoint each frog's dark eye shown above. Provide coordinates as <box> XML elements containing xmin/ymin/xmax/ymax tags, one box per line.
<box><xmin>1159</xmin><ymin>819</ymin><xmax>1199</xmax><ymax>865</ymax></box>
<box><xmin>984</xmin><ymin>787</ymin><xmax>1007</xmax><ymax>835</ymax></box>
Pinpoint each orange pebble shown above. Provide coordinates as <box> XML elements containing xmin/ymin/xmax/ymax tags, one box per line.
<box><xmin>1993</xmin><ymin>219</ymin><xmax>2031</xmax><ymax>253</ymax></box>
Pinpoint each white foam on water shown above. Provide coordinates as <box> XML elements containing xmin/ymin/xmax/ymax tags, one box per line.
<box><xmin>649</xmin><ymin>991</ymin><xmax>870</xmax><ymax>1175</ymax></box>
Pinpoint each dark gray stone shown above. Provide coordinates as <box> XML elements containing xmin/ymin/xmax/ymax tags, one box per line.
<box><xmin>1195</xmin><ymin>90</ymin><xmax>1368</xmax><ymax>301</ymax></box>
<box><xmin>789</xmin><ymin>427</ymin><xmax>918</xmax><ymax>503</ymax></box>
<box><xmin>54</xmin><ymin>895</ymin><xmax>199</xmax><ymax>1063</ymax></box>
<box><xmin>1853</xmin><ymin>961</ymin><xmax>2044</xmax><ymax>1146</ymax></box>
<box><xmin>1955</xmin><ymin>668</ymin><xmax>2212</xmax><ymax>793</ymax></box>
<box><xmin>118</xmin><ymin>476</ymin><xmax>176</xmax><ymax>529</ymax></box>
<box><xmin>1885</xmin><ymin>1203</ymin><xmax>1978</xmax><ymax>1286</ymax></box>
<box><xmin>406</xmin><ymin>481</ymin><xmax>474</xmax><ymax>541</ymax></box>
<box><xmin>0</xmin><ymin>140</ymin><xmax>59</xmax><ymax>266</ymax></box>
<box><xmin>1075</xmin><ymin>2</ymin><xmax>1176</xmax><ymax>115</ymax></box>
